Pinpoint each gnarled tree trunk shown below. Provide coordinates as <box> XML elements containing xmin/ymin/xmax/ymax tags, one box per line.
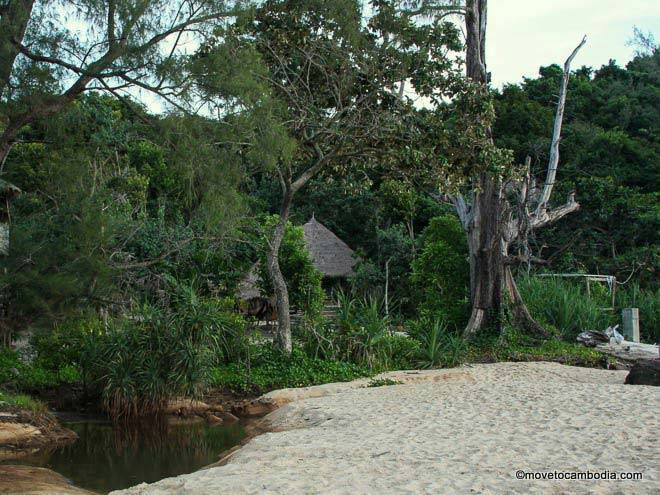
<box><xmin>460</xmin><ymin>1</ymin><xmax>583</xmax><ymax>338</ymax></box>
<box><xmin>266</xmin><ymin>186</ymin><xmax>293</xmax><ymax>354</ymax></box>
<box><xmin>464</xmin><ymin>173</ymin><xmax>504</xmax><ymax>334</ymax></box>
<box><xmin>463</xmin><ymin>0</ymin><xmax>505</xmax><ymax>335</ymax></box>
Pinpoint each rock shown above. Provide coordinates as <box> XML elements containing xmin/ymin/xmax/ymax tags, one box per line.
<box><xmin>217</xmin><ymin>411</ymin><xmax>239</xmax><ymax>423</ymax></box>
<box><xmin>0</xmin><ymin>465</ymin><xmax>94</xmax><ymax>494</ymax></box>
<box><xmin>205</xmin><ymin>413</ymin><xmax>223</xmax><ymax>425</ymax></box>
<box><xmin>625</xmin><ymin>359</ymin><xmax>660</xmax><ymax>386</ymax></box>
<box><xmin>231</xmin><ymin>398</ymin><xmax>278</xmax><ymax>418</ymax></box>
<box><xmin>0</xmin><ymin>423</ymin><xmax>41</xmax><ymax>445</ymax></box>
<box><xmin>0</xmin><ymin>409</ymin><xmax>77</xmax><ymax>463</ymax></box>
<box><xmin>164</xmin><ymin>399</ymin><xmax>211</xmax><ymax>416</ymax></box>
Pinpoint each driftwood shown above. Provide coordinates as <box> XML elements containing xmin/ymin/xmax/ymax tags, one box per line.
<box><xmin>577</xmin><ymin>328</ymin><xmax>659</xmax><ymax>363</ymax></box>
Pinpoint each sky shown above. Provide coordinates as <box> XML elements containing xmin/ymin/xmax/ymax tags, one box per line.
<box><xmin>74</xmin><ymin>0</ymin><xmax>659</xmax><ymax>111</ymax></box>
<box><xmin>487</xmin><ymin>0</ymin><xmax>660</xmax><ymax>87</ymax></box>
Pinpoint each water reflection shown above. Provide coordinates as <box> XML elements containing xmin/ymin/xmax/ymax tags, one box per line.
<box><xmin>14</xmin><ymin>418</ymin><xmax>246</xmax><ymax>493</ymax></box>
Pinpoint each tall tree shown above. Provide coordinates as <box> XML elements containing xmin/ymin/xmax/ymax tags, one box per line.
<box><xmin>407</xmin><ymin>0</ymin><xmax>585</xmax><ymax>335</ymax></box>
<box><xmin>196</xmin><ymin>0</ymin><xmax>463</xmax><ymax>352</ymax></box>
<box><xmin>0</xmin><ymin>0</ymin><xmax>242</xmax><ymax>170</ymax></box>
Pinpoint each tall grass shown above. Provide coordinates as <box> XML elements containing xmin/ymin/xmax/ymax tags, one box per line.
<box><xmin>415</xmin><ymin>319</ymin><xmax>468</xmax><ymax>368</ymax></box>
<box><xmin>334</xmin><ymin>290</ymin><xmax>392</xmax><ymax>369</ymax></box>
<box><xmin>516</xmin><ymin>274</ymin><xmax>613</xmax><ymax>340</ymax></box>
<box><xmin>617</xmin><ymin>284</ymin><xmax>659</xmax><ymax>343</ymax></box>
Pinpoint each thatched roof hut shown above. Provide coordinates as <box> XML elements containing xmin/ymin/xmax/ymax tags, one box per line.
<box><xmin>303</xmin><ymin>215</ymin><xmax>357</xmax><ymax>278</ymax></box>
<box><xmin>237</xmin><ymin>216</ymin><xmax>357</xmax><ymax>299</ymax></box>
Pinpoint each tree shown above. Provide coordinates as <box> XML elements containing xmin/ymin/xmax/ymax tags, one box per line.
<box><xmin>0</xmin><ymin>0</ymin><xmax>241</xmax><ymax>170</ymax></box>
<box><xmin>493</xmin><ymin>48</ymin><xmax>659</xmax><ymax>287</ymax></box>
<box><xmin>197</xmin><ymin>0</ymin><xmax>463</xmax><ymax>353</ymax></box>
<box><xmin>0</xmin><ymin>94</ymin><xmax>249</xmax><ymax>340</ymax></box>
<box><xmin>407</xmin><ymin>0</ymin><xmax>585</xmax><ymax>336</ymax></box>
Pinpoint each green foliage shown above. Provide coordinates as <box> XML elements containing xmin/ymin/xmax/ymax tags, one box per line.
<box><xmin>468</xmin><ymin>328</ymin><xmax>608</xmax><ymax>368</ymax></box>
<box><xmin>516</xmin><ymin>274</ymin><xmax>613</xmax><ymax>340</ymax></box>
<box><xmin>411</xmin><ymin>215</ymin><xmax>470</xmax><ymax>328</ymax></box>
<box><xmin>257</xmin><ymin>216</ymin><xmax>324</xmax><ymax>314</ymax></box>
<box><xmin>333</xmin><ymin>291</ymin><xmax>392</xmax><ymax>369</ymax></box>
<box><xmin>80</xmin><ymin>283</ymin><xmax>246</xmax><ymax>420</ymax></box>
<box><xmin>412</xmin><ymin>318</ymin><xmax>468</xmax><ymax>369</ymax></box>
<box><xmin>0</xmin><ymin>390</ymin><xmax>46</xmax><ymax>413</ymax></box>
<box><xmin>349</xmin><ymin>223</ymin><xmax>416</xmax><ymax>312</ymax></box>
<box><xmin>494</xmin><ymin>51</ymin><xmax>659</xmax><ymax>287</ymax></box>
<box><xmin>617</xmin><ymin>284</ymin><xmax>659</xmax><ymax>343</ymax></box>
<box><xmin>208</xmin><ymin>346</ymin><xmax>369</xmax><ymax>395</ymax></box>
<box><xmin>1</xmin><ymin>94</ymin><xmax>249</xmax><ymax>339</ymax></box>
<box><xmin>0</xmin><ymin>348</ymin><xmax>81</xmax><ymax>392</ymax></box>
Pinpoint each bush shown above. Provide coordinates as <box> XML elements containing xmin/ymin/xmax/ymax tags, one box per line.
<box><xmin>333</xmin><ymin>291</ymin><xmax>392</xmax><ymax>369</ymax></box>
<box><xmin>410</xmin><ymin>215</ymin><xmax>470</xmax><ymax>329</ymax></box>
<box><xmin>516</xmin><ymin>274</ymin><xmax>613</xmax><ymax>340</ymax></box>
<box><xmin>0</xmin><ymin>390</ymin><xmax>46</xmax><ymax>413</ymax></box>
<box><xmin>0</xmin><ymin>347</ymin><xmax>81</xmax><ymax>392</ymax></box>
<box><xmin>81</xmin><ymin>284</ymin><xmax>245</xmax><ymax>420</ymax></box>
<box><xmin>412</xmin><ymin>318</ymin><xmax>468</xmax><ymax>369</ymax></box>
<box><xmin>468</xmin><ymin>328</ymin><xmax>608</xmax><ymax>368</ymax></box>
<box><xmin>208</xmin><ymin>346</ymin><xmax>369</xmax><ymax>394</ymax></box>
<box><xmin>31</xmin><ymin>316</ymin><xmax>104</xmax><ymax>372</ymax></box>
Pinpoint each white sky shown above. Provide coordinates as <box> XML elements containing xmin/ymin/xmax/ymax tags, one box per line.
<box><xmin>487</xmin><ymin>0</ymin><xmax>660</xmax><ymax>87</ymax></box>
<box><xmin>104</xmin><ymin>0</ymin><xmax>660</xmax><ymax>111</ymax></box>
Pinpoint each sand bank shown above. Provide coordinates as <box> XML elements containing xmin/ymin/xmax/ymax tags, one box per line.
<box><xmin>112</xmin><ymin>362</ymin><xmax>659</xmax><ymax>495</ymax></box>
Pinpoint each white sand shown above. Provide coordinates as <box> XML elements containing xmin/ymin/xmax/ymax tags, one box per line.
<box><xmin>112</xmin><ymin>362</ymin><xmax>659</xmax><ymax>495</ymax></box>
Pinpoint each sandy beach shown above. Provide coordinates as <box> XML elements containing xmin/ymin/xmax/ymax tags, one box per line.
<box><xmin>112</xmin><ymin>362</ymin><xmax>659</xmax><ymax>495</ymax></box>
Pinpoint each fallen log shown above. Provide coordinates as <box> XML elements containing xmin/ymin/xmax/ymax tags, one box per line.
<box><xmin>592</xmin><ymin>341</ymin><xmax>659</xmax><ymax>362</ymax></box>
<box><xmin>577</xmin><ymin>327</ymin><xmax>659</xmax><ymax>363</ymax></box>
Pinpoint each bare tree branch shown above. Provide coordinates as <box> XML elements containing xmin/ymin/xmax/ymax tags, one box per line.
<box><xmin>534</xmin><ymin>35</ymin><xmax>587</xmax><ymax>218</ymax></box>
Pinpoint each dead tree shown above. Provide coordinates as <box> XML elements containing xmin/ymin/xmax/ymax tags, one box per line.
<box><xmin>450</xmin><ymin>0</ymin><xmax>585</xmax><ymax>336</ymax></box>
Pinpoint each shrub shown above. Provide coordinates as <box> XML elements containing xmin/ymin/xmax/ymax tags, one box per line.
<box><xmin>0</xmin><ymin>390</ymin><xmax>46</xmax><ymax>413</ymax></box>
<box><xmin>413</xmin><ymin>318</ymin><xmax>468</xmax><ymax>369</ymax></box>
<box><xmin>379</xmin><ymin>334</ymin><xmax>420</xmax><ymax>370</ymax></box>
<box><xmin>469</xmin><ymin>328</ymin><xmax>608</xmax><ymax>368</ymax></box>
<box><xmin>31</xmin><ymin>316</ymin><xmax>105</xmax><ymax>372</ymax></box>
<box><xmin>410</xmin><ymin>215</ymin><xmax>470</xmax><ymax>329</ymax></box>
<box><xmin>334</xmin><ymin>291</ymin><xmax>392</xmax><ymax>369</ymax></box>
<box><xmin>81</xmin><ymin>284</ymin><xmax>244</xmax><ymax>420</ymax></box>
<box><xmin>295</xmin><ymin>313</ymin><xmax>336</xmax><ymax>359</ymax></box>
<box><xmin>0</xmin><ymin>347</ymin><xmax>80</xmax><ymax>392</ymax></box>
<box><xmin>208</xmin><ymin>346</ymin><xmax>369</xmax><ymax>394</ymax></box>
<box><xmin>516</xmin><ymin>274</ymin><xmax>613</xmax><ymax>340</ymax></box>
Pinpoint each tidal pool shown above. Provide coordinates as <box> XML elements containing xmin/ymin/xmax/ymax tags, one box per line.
<box><xmin>13</xmin><ymin>417</ymin><xmax>247</xmax><ymax>493</ymax></box>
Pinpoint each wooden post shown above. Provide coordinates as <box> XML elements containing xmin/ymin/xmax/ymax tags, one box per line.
<box><xmin>384</xmin><ymin>258</ymin><xmax>391</xmax><ymax>317</ymax></box>
<box><xmin>621</xmin><ymin>308</ymin><xmax>640</xmax><ymax>343</ymax></box>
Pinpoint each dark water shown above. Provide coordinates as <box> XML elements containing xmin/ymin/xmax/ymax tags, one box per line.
<box><xmin>13</xmin><ymin>417</ymin><xmax>246</xmax><ymax>493</ymax></box>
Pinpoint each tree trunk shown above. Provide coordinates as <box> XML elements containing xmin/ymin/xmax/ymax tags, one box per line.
<box><xmin>464</xmin><ymin>172</ymin><xmax>504</xmax><ymax>335</ymax></box>
<box><xmin>503</xmin><ymin>265</ymin><xmax>550</xmax><ymax>338</ymax></box>
<box><xmin>463</xmin><ymin>0</ymin><xmax>505</xmax><ymax>336</ymax></box>
<box><xmin>0</xmin><ymin>0</ymin><xmax>36</xmax><ymax>95</ymax></box>
<box><xmin>266</xmin><ymin>187</ymin><xmax>293</xmax><ymax>355</ymax></box>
